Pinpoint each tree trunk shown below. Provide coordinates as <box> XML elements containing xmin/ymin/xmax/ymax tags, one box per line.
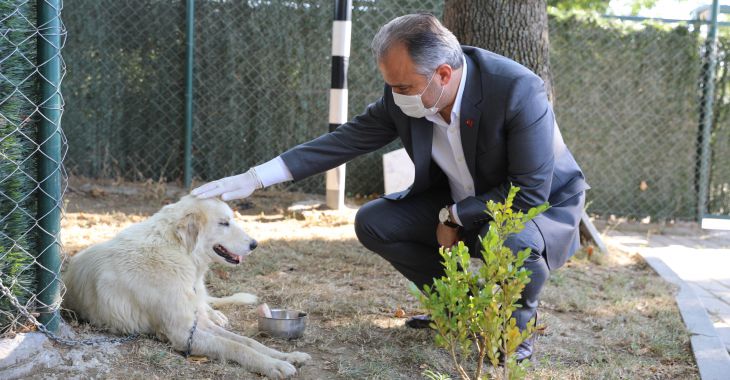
<box><xmin>443</xmin><ymin>0</ymin><xmax>554</xmax><ymax>103</ymax></box>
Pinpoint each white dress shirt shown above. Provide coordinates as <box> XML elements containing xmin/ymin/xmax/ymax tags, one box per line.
<box><xmin>426</xmin><ymin>56</ymin><xmax>472</xmax><ymax>225</ymax></box>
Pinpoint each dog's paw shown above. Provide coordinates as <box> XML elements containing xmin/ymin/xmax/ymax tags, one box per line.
<box><xmin>230</xmin><ymin>292</ymin><xmax>257</xmax><ymax>304</ymax></box>
<box><xmin>208</xmin><ymin>309</ymin><xmax>229</xmax><ymax>327</ymax></box>
<box><xmin>284</xmin><ymin>351</ymin><xmax>311</xmax><ymax>367</ymax></box>
<box><xmin>261</xmin><ymin>359</ymin><xmax>297</xmax><ymax>379</ymax></box>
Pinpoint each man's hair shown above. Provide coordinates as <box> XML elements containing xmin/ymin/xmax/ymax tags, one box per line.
<box><xmin>371</xmin><ymin>13</ymin><xmax>463</xmax><ymax>76</ymax></box>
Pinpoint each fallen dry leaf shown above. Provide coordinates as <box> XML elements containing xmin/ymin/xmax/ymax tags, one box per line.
<box><xmin>212</xmin><ymin>268</ymin><xmax>229</xmax><ymax>280</ymax></box>
<box><xmin>535</xmin><ymin>324</ymin><xmax>548</xmax><ymax>335</ymax></box>
<box><xmin>187</xmin><ymin>355</ymin><xmax>209</xmax><ymax>364</ymax></box>
<box><xmin>394</xmin><ymin>308</ymin><xmax>406</xmax><ymax>318</ymax></box>
<box><xmin>89</xmin><ymin>187</ymin><xmax>106</xmax><ymax>198</ymax></box>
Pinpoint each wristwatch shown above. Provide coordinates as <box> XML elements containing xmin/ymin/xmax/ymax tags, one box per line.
<box><xmin>438</xmin><ymin>206</ymin><xmax>460</xmax><ymax>228</ymax></box>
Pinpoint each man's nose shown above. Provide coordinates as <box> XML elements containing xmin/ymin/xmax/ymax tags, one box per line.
<box><xmin>249</xmin><ymin>239</ymin><xmax>258</xmax><ymax>250</ymax></box>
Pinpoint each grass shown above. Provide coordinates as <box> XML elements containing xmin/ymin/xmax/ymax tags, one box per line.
<box><xmin>0</xmin><ymin>0</ymin><xmax>39</xmax><ymax>335</ymax></box>
<box><xmin>533</xmin><ymin>249</ymin><xmax>696</xmax><ymax>379</ymax></box>
<box><xmin>40</xmin><ymin>179</ymin><xmax>698</xmax><ymax>379</ymax></box>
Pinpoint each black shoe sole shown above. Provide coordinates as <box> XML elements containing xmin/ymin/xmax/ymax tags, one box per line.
<box><xmin>405</xmin><ymin>315</ymin><xmax>433</xmax><ymax>329</ymax></box>
<box><xmin>498</xmin><ymin>354</ymin><xmax>532</xmax><ymax>367</ymax></box>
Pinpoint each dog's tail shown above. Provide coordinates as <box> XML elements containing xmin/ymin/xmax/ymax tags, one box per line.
<box><xmin>207</xmin><ymin>292</ymin><xmax>257</xmax><ymax>307</ymax></box>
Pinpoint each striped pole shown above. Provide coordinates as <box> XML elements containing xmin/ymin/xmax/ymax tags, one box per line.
<box><xmin>325</xmin><ymin>0</ymin><xmax>351</xmax><ymax>210</ymax></box>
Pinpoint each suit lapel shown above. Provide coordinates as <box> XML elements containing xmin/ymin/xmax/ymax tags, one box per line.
<box><xmin>407</xmin><ymin>52</ymin><xmax>482</xmax><ymax>194</ymax></box>
<box><xmin>410</xmin><ymin>116</ymin><xmax>433</xmax><ymax>192</ymax></box>
<box><xmin>460</xmin><ymin>53</ymin><xmax>483</xmax><ymax>181</ymax></box>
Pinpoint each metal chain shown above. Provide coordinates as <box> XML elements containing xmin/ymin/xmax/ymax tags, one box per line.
<box><xmin>184</xmin><ymin>309</ymin><xmax>198</xmax><ymax>357</ymax></box>
<box><xmin>0</xmin><ymin>279</ymin><xmax>140</xmax><ymax>346</ymax></box>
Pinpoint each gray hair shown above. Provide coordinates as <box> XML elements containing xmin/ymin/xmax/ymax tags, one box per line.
<box><xmin>371</xmin><ymin>13</ymin><xmax>463</xmax><ymax>76</ymax></box>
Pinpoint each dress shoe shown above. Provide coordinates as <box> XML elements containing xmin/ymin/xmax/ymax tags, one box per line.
<box><xmin>514</xmin><ymin>336</ymin><xmax>534</xmax><ymax>362</ymax></box>
<box><xmin>405</xmin><ymin>314</ymin><xmax>433</xmax><ymax>329</ymax></box>
<box><xmin>498</xmin><ymin>336</ymin><xmax>533</xmax><ymax>366</ymax></box>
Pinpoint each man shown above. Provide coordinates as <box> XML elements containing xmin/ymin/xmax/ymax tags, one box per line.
<box><xmin>192</xmin><ymin>13</ymin><xmax>589</xmax><ymax>361</ymax></box>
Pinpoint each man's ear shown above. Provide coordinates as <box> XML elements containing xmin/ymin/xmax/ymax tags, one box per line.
<box><xmin>436</xmin><ymin>63</ymin><xmax>452</xmax><ymax>85</ymax></box>
<box><xmin>177</xmin><ymin>211</ymin><xmax>204</xmax><ymax>251</ymax></box>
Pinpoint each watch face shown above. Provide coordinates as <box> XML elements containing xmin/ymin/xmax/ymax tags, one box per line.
<box><xmin>438</xmin><ymin>207</ymin><xmax>449</xmax><ymax>222</ymax></box>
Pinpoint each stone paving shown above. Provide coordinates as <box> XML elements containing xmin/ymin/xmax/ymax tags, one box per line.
<box><xmin>603</xmin><ymin>223</ymin><xmax>730</xmax><ymax>379</ymax></box>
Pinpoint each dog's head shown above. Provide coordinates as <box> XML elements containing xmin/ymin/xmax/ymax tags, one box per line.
<box><xmin>172</xmin><ymin>195</ymin><xmax>257</xmax><ymax>266</ymax></box>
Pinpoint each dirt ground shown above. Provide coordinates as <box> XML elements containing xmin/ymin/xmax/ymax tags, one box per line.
<box><xmin>20</xmin><ymin>178</ymin><xmax>698</xmax><ymax>379</ymax></box>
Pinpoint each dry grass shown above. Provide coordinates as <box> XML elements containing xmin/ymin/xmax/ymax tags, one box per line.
<box><xmin>39</xmin><ymin>179</ymin><xmax>697</xmax><ymax>379</ymax></box>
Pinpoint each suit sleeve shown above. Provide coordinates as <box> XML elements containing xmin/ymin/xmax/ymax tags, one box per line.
<box><xmin>456</xmin><ymin>75</ymin><xmax>555</xmax><ymax>228</ymax></box>
<box><xmin>279</xmin><ymin>93</ymin><xmax>398</xmax><ymax>181</ymax></box>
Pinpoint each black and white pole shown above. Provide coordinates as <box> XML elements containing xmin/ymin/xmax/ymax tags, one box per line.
<box><xmin>326</xmin><ymin>0</ymin><xmax>352</xmax><ymax>210</ymax></box>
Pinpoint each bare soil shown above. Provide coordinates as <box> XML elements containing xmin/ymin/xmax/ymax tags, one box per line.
<box><xmin>21</xmin><ymin>178</ymin><xmax>698</xmax><ymax>379</ymax></box>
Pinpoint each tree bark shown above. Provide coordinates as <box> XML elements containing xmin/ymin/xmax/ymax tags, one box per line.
<box><xmin>443</xmin><ymin>0</ymin><xmax>554</xmax><ymax>103</ymax></box>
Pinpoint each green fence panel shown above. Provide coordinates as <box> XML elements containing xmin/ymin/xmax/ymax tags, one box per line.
<box><xmin>59</xmin><ymin>3</ymin><xmax>729</xmax><ymax>219</ymax></box>
<box><xmin>1</xmin><ymin>0</ymin><xmax>67</xmax><ymax>335</ymax></box>
<box><xmin>550</xmin><ymin>14</ymin><xmax>702</xmax><ymax>219</ymax></box>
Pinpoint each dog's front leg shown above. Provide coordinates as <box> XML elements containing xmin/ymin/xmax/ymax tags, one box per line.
<box><xmin>169</xmin><ymin>325</ymin><xmax>297</xmax><ymax>379</ymax></box>
<box><xmin>206</xmin><ymin>322</ymin><xmax>311</xmax><ymax>367</ymax></box>
<box><xmin>205</xmin><ymin>305</ymin><xmax>229</xmax><ymax>327</ymax></box>
<box><xmin>194</xmin><ymin>278</ymin><xmax>229</xmax><ymax>327</ymax></box>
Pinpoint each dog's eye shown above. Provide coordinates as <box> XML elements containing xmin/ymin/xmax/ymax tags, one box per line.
<box><xmin>219</xmin><ymin>222</ymin><xmax>230</xmax><ymax>227</ymax></box>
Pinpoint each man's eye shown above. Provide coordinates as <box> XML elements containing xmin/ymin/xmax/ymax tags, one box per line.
<box><xmin>219</xmin><ymin>222</ymin><xmax>230</xmax><ymax>227</ymax></box>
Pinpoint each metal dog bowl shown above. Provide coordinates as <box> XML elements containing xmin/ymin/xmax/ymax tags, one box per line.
<box><xmin>258</xmin><ymin>309</ymin><xmax>307</xmax><ymax>339</ymax></box>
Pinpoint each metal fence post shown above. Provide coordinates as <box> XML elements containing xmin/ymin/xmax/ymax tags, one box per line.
<box><xmin>698</xmin><ymin>0</ymin><xmax>720</xmax><ymax>221</ymax></box>
<box><xmin>36</xmin><ymin>0</ymin><xmax>64</xmax><ymax>332</ymax></box>
<box><xmin>325</xmin><ymin>0</ymin><xmax>352</xmax><ymax>210</ymax></box>
<box><xmin>184</xmin><ymin>0</ymin><xmax>195</xmax><ymax>188</ymax></box>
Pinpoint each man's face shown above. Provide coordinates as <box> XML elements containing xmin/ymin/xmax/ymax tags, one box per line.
<box><xmin>378</xmin><ymin>43</ymin><xmax>444</xmax><ymax>109</ymax></box>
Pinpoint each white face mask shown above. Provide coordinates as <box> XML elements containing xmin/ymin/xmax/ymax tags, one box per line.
<box><xmin>392</xmin><ymin>71</ymin><xmax>445</xmax><ymax>118</ymax></box>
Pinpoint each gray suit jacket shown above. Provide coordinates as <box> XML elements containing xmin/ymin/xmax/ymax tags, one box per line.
<box><xmin>281</xmin><ymin>46</ymin><xmax>590</xmax><ymax>269</ymax></box>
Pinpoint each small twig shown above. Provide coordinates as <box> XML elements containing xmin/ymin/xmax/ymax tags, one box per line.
<box><xmin>450</xmin><ymin>344</ymin><xmax>470</xmax><ymax>380</ymax></box>
<box><xmin>475</xmin><ymin>335</ymin><xmax>486</xmax><ymax>379</ymax></box>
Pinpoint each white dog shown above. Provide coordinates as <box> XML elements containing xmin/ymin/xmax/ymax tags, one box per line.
<box><xmin>62</xmin><ymin>195</ymin><xmax>310</xmax><ymax>379</ymax></box>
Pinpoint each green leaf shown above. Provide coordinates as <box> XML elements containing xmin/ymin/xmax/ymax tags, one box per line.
<box><xmin>409</xmin><ymin>185</ymin><xmax>547</xmax><ymax>379</ymax></box>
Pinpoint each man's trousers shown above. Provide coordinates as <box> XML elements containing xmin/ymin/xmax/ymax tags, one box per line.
<box><xmin>354</xmin><ymin>189</ymin><xmax>550</xmax><ymax>331</ymax></box>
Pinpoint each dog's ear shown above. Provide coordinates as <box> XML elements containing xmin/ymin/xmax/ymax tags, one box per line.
<box><xmin>177</xmin><ymin>211</ymin><xmax>204</xmax><ymax>251</ymax></box>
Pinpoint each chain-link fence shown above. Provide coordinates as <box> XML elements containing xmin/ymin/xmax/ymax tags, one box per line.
<box><xmin>62</xmin><ymin>0</ymin><xmax>443</xmax><ymax>195</ymax></box>
<box><xmin>61</xmin><ymin>0</ymin><xmax>186</xmax><ymax>181</ymax></box>
<box><xmin>550</xmin><ymin>14</ymin><xmax>730</xmax><ymax>219</ymax></box>
<box><xmin>550</xmin><ymin>14</ymin><xmax>703</xmax><ymax>220</ymax></box>
<box><xmin>58</xmin><ymin>3</ymin><xmax>729</xmax><ymax>219</ymax></box>
<box><xmin>1</xmin><ymin>0</ymin><xmax>66</xmax><ymax>335</ymax></box>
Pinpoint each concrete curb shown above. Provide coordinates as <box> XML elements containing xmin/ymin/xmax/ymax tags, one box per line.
<box><xmin>0</xmin><ymin>332</ymin><xmax>60</xmax><ymax>380</ymax></box>
<box><xmin>616</xmin><ymin>245</ymin><xmax>730</xmax><ymax>380</ymax></box>
<box><xmin>1</xmin><ymin>324</ymin><xmax>124</xmax><ymax>379</ymax></box>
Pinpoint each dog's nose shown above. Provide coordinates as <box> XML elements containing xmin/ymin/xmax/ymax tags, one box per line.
<box><xmin>249</xmin><ymin>240</ymin><xmax>258</xmax><ymax>250</ymax></box>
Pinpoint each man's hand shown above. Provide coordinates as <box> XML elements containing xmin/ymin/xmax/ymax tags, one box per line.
<box><xmin>191</xmin><ymin>169</ymin><xmax>262</xmax><ymax>201</ymax></box>
<box><xmin>436</xmin><ymin>223</ymin><xmax>460</xmax><ymax>248</ymax></box>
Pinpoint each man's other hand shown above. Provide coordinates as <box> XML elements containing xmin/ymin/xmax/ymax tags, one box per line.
<box><xmin>191</xmin><ymin>169</ymin><xmax>262</xmax><ymax>201</ymax></box>
<box><xmin>436</xmin><ymin>223</ymin><xmax>459</xmax><ymax>248</ymax></box>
